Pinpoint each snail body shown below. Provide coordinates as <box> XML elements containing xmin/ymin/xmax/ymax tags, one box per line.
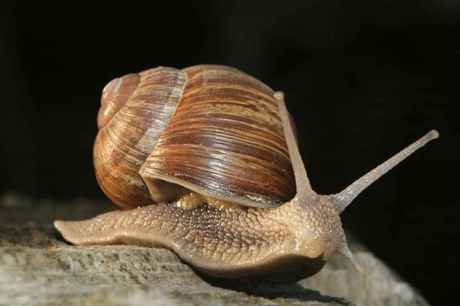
<box><xmin>55</xmin><ymin>65</ymin><xmax>439</xmax><ymax>280</ymax></box>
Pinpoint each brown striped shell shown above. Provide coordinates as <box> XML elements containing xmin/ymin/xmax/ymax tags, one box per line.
<box><xmin>94</xmin><ymin>65</ymin><xmax>296</xmax><ymax>209</ymax></box>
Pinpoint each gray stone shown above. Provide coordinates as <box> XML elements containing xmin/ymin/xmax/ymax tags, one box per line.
<box><xmin>0</xmin><ymin>194</ymin><xmax>429</xmax><ymax>306</ymax></box>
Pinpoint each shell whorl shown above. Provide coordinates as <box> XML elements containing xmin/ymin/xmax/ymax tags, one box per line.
<box><xmin>97</xmin><ymin>74</ymin><xmax>140</xmax><ymax>130</ymax></box>
<box><xmin>94</xmin><ymin>67</ymin><xmax>187</xmax><ymax>208</ymax></box>
<box><xmin>94</xmin><ymin>65</ymin><xmax>296</xmax><ymax>209</ymax></box>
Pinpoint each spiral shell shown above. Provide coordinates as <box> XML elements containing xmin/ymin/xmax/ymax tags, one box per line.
<box><xmin>94</xmin><ymin>65</ymin><xmax>295</xmax><ymax>209</ymax></box>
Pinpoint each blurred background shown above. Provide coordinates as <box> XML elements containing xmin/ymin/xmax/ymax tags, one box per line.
<box><xmin>1</xmin><ymin>1</ymin><xmax>458</xmax><ymax>304</ymax></box>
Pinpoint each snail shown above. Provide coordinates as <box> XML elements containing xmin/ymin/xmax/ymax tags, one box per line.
<box><xmin>54</xmin><ymin>65</ymin><xmax>439</xmax><ymax>281</ymax></box>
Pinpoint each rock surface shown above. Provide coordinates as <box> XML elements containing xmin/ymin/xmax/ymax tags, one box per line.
<box><xmin>0</xmin><ymin>194</ymin><xmax>429</xmax><ymax>306</ymax></box>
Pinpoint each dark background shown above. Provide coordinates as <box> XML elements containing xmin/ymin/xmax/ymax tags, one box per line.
<box><xmin>1</xmin><ymin>1</ymin><xmax>458</xmax><ymax>304</ymax></box>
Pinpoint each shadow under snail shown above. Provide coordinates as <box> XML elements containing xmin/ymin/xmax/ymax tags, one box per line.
<box><xmin>55</xmin><ymin>65</ymin><xmax>439</xmax><ymax>281</ymax></box>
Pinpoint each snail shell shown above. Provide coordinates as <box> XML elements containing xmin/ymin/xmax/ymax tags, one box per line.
<box><xmin>95</xmin><ymin>65</ymin><xmax>295</xmax><ymax>209</ymax></box>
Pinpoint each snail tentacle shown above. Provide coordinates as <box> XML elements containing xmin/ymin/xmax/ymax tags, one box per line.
<box><xmin>275</xmin><ymin>92</ymin><xmax>315</xmax><ymax>199</ymax></box>
<box><xmin>331</xmin><ymin>130</ymin><xmax>439</xmax><ymax>213</ymax></box>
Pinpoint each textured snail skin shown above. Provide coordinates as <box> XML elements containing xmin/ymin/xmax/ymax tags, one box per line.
<box><xmin>55</xmin><ymin>65</ymin><xmax>439</xmax><ymax>280</ymax></box>
<box><xmin>55</xmin><ymin>194</ymin><xmax>341</xmax><ymax>280</ymax></box>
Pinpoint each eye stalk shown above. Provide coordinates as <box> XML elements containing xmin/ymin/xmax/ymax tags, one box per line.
<box><xmin>274</xmin><ymin>91</ymin><xmax>314</xmax><ymax>199</ymax></box>
<box><xmin>331</xmin><ymin>130</ymin><xmax>439</xmax><ymax>213</ymax></box>
<box><xmin>275</xmin><ymin>91</ymin><xmax>439</xmax><ymax>214</ymax></box>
